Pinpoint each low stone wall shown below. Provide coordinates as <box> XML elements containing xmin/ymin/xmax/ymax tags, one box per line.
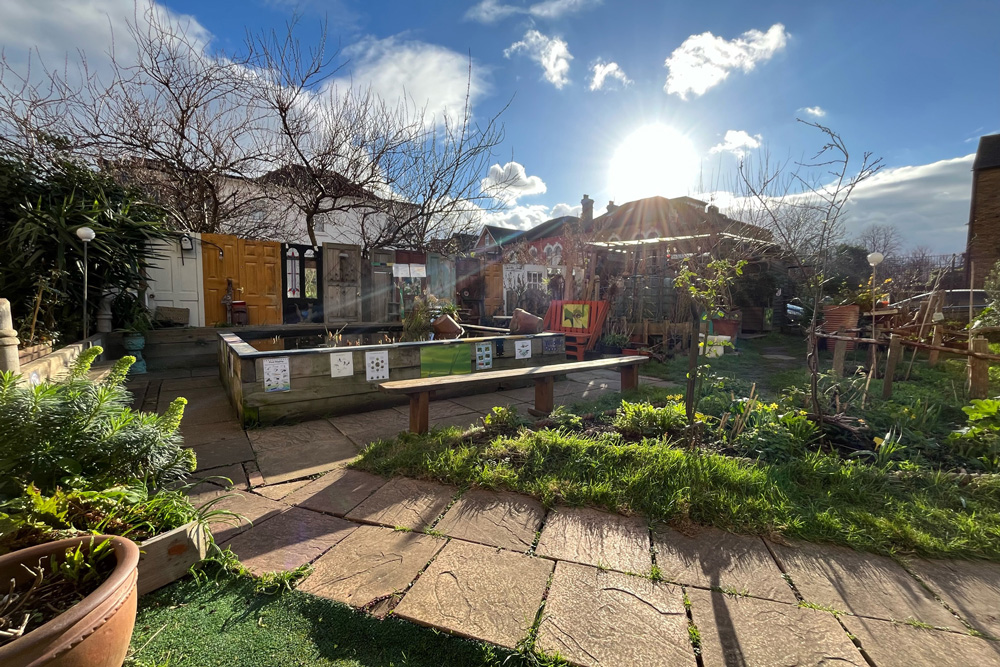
<box><xmin>219</xmin><ymin>332</ymin><xmax>568</xmax><ymax>426</ymax></box>
<box><xmin>17</xmin><ymin>334</ymin><xmax>105</xmax><ymax>385</ymax></box>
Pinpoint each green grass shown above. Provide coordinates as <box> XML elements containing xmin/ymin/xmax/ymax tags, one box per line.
<box><xmin>352</xmin><ymin>426</ymin><xmax>1000</xmax><ymax>561</ymax></box>
<box><xmin>128</xmin><ymin>576</ymin><xmax>518</xmax><ymax>667</ymax></box>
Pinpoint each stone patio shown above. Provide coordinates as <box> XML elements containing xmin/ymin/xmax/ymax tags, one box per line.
<box><xmin>164</xmin><ymin>368</ymin><xmax>1000</xmax><ymax>666</ymax></box>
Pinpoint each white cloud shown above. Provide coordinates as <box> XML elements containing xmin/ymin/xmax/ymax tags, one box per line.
<box><xmin>481</xmin><ymin>161</ymin><xmax>547</xmax><ymax>203</ymax></box>
<box><xmin>709</xmin><ymin>130</ymin><xmax>762</xmax><ymax>156</ymax></box>
<box><xmin>663</xmin><ymin>23</ymin><xmax>788</xmax><ymax>99</ymax></box>
<box><xmin>504</xmin><ymin>30</ymin><xmax>573</xmax><ymax>89</ymax></box>
<box><xmin>589</xmin><ymin>60</ymin><xmax>632</xmax><ymax>91</ymax></box>
<box><xmin>329</xmin><ymin>36</ymin><xmax>487</xmax><ymax>126</ymax></box>
<box><xmin>484</xmin><ymin>202</ymin><xmax>582</xmax><ymax>230</ymax></box>
<box><xmin>800</xmin><ymin>105</ymin><xmax>826</xmax><ymax>118</ymax></box>
<box><xmin>466</xmin><ymin>0</ymin><xmax>599</xmax><ymax>23</ymax></box>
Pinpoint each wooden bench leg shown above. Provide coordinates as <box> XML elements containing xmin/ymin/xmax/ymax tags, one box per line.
<box><xmin>620</xmin><ymin>365</ymin><xmax>638</xmax><ymax>391</ymax></box>
<box><xmin>409</xmin><ymin>392</ymin><xmax>430</xmax><ymax>434</ymax></box>
<box><xmin>531</xmin><ymin>376</ymin><xmax>554</xmax><ymax>416</ymax></box>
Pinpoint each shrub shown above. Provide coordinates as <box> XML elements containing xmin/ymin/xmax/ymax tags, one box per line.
<box><xmin>0</xmin><ymin>347</ymin><xmax>196</xmax><ymax>498</ymax></box>
<box><xmin>482</xmin><ymin>405</ymin><xmax>525</xmax><ymax>434</ymax></box>
<box><xmin>613</xmin><ymin>400</ymin><xmax>687</xmax><ymax>438</ymax></box>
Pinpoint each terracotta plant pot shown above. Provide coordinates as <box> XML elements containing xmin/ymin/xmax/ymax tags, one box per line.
<box><xmin>509</xmin><ymin>308</ymin><xmax>543</xmax><ymax>334</ymax></box>
<box><xmin>0</xmin><ymin>535</ymin><xmax>140</xmax><ymax>667</ymax></box>
<box><xmin>431</xmin><ymin>314</ymin><xmax>464</xmax><ymax>339</ymax></box>
<box><xmin>822</xmin><ymin>304</ymin><xmax>861</xmax><ymax>350</ymax></box>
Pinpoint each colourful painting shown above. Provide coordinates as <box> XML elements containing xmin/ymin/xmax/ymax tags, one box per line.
<box><xmin>561</xmin><ymin>303</ymin><xmax>590</xmax><ymax>329</ymax></box>
<box><xmin>421</xmin><ymin>343</ymin><xmax>473</xmax><ymax>378</ymax></box>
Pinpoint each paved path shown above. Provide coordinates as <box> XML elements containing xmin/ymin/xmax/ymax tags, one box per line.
<box><xmin>131</xmin><ymin>369</ymin><xmax>1000</xmax><ymax>667</ymax></box>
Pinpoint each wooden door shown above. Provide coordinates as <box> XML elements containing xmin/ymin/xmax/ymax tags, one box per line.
<box><xmin>323</xmin><ymin>243</ymin><xmax>362</xmax><ymax>323</ymax></box>
<box><xmin>365</xmin><ymin>249</ymin><xmax>394</xmax><ymax>322</ymax></box>
<box><xmin>202</xmin><ymin>233</ymin><xmax>240</xmax><ymax>326</ymax></box>
<box><xmin>237</xmin><ymin>239</ymin><xmax>282</xmax><ymax>325</ymax></box>
<box><xmin>428</xmin><ymin>253</ymin><xmax>457</xmax><ymax>302</ymax></box>
<box><xmin>483</xmin><ymin>260</ymin><xmax>503</xmax><ymax>317</ymax></box>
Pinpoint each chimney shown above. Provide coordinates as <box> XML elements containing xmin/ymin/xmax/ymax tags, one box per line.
<box><xmin>581</xmin><ymin>194</ymin><xmax>594</xmax><ymax>223</ymax></box>
<box><xmin>607</xmin><ymin>200</ymin><xmax>619</xmax><ymax>214</ymax></box>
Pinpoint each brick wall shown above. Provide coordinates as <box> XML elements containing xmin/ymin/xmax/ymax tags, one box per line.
<box><xmin>967</xmin><ymin>167</ymin><xmax>1000</xmax><ymax>287</ymax></box>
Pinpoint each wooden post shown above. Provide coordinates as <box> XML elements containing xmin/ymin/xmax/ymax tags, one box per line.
<box><xmin>882</xmin><ymin>334</ymin><xmax>903</xmax><ymax>399</ymax></box>
<box><xmin>832</xmin><ymin>339</ymin><xmax>848</xmax><ymax>377</ymax></box>
<box><xmin>409</xmin><ymin>391</ymin><xmax>430</xmax><ymax>434</ymax></box>
<box><xmin>620</xmin><ymin>364</ymin><xmax>638</xmax><ymax>391</ymax></box>
<box><xmin>534</xmin><ymin>376</ymin><xmax>555</xmax><ymax>415</ymax></box>
<box><xmin>928</xmin><ymin>326</ymin><xmax>942</xmax><ymax>367</ymax></box>
<box><xmin>968</xmin><ymin>336</ymin><xmax>990</xmax><ymax>399</ymax></box>
<box><xmin>0</xmin><ymin>299</ymin><xmax>19</xmax><ymax>374</ymax></box>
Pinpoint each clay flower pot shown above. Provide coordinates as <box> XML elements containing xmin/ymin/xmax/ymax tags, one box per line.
<box><xmin>0</xmin><ymin>535</ymin><xmax>140</xmax><ymax>667</ymax></box>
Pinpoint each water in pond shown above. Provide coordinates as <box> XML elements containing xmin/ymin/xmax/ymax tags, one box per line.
<box><xmin>245</xmin><ymin>329</ymin><xmax>438</xmax><ymax>351</ymax></box>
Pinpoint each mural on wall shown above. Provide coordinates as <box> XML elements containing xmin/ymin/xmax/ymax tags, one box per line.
<box><xmin>475</xmin><ymin>341</ymin><xmax>493</xmax><ymax>370</ymax></box>
<box><xmin>262</xmin><ymin>356</ymin><xmax>291</xmax><ymax>393</ymax></box>
<box><xmin>421</xmin><ymin>343</ymin><xmax>472</xmax><ymax>378</ymax></box>
<box><xmin>365</xmin><ymin>350</ymin><xmax>390</xmax><ymax>382</ymax></box>
<box><xmin>329</xmin><ymin>352</ymin><xmax>354</xmax><ymax>378</ymax></box>
<box><xmin>515</xmin><ymin>340</ymin><xmax>532</xmax><ymax>360</ymax></box>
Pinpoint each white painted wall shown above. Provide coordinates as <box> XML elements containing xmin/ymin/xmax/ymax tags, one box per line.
<box><xmin>145</xmin><ymin>233</ymin><xmax>206</xmax><ymax>327</ymax></box>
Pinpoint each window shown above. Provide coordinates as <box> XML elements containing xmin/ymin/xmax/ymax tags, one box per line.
<box><xmin>527</xmin><ymin>270</ymin><xmax>543</xmax><ymax>290</ymax></box>
<box><xmin>285</xmin><ymin>248</ymin><xmax>301</xmax><ymax>298</ymax></box>
<box><xmin>529</xmin><ymin>246</ymin><xmax>539</xmax><ymax>258</ymax></box>
<box><xmin>303</xmin><ymin>249</ymin><xmax>317</xmax><ymax>299</ymax></box>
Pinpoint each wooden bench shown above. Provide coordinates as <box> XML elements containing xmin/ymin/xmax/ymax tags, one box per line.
<box><xmin>379</xmin><ymin>356</ymin><xmax>650</xmax><ymax>434</ymax></box>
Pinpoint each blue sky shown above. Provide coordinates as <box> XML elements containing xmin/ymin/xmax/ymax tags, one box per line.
<box><xmin>3</xmin><ymin>0</ymin><xmax>998</xmax><ymax>251</ymax></box>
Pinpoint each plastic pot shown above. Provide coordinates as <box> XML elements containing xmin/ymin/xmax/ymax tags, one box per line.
<box><xmin>0</xmin><ymin>535</ymin><xmax>140</xmax><ymax>667</ymax></box>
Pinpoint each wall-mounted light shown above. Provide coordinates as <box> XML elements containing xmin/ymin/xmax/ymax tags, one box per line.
<box><xmin>180</xmin><ymin>234</ymin><xmax>194</xmax><ymax>251</ymax></box>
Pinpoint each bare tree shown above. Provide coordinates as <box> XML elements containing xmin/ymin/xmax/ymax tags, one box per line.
<box><xmin>734</xmin><ymin>120</ymin><xmax>883</xmax><ymax>416</ymax></box>
<box><xmin>856</xmin><ymin>223</ymin><xmax>901</xmax><ymax>258</ymax></box>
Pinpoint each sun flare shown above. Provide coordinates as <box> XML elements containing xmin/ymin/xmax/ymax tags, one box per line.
<box><xmin>608</xmin><ymin>124</ymin><xmax>699</xmax><ymax>203</ymax></box>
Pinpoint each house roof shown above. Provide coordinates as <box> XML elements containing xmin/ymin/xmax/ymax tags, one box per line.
<box><xmin>519</xmin><ymin>215</ymin><xmax>580</xmax><ymax>242</ymax></box>
<box><xmin>479</xmin><ymin>224</ymin><xmax>523</xmax><ymax>247</ymax></box>
<box><xmin>973</xmin><ymin>135</ymin><xmax>1000</xmax><ymax>171</ymax></box>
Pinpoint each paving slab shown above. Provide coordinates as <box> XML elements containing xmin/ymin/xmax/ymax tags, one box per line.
<box><xmin>536</xmin><ymin>506</ymin><xmax>651</xmax><ymax>575</ymax></box>
<box><xmin>394</xmin><ymin>539</ymin><xmax>553</xmax><ymax>649</ymax></box>
<box><xmin>298</xmin><ymin>525</ymin><xmax>445</xmax><ymax>608</ymax></box>
<box><xmin>161</xmin><ymin>376</ymin><xmax>224</xmax><ymax>391</ymax></box>
<box><xmin>536</xmin><ymin>561</ymin><xmax>694</xmax><ymax>667</ymax></box>
<box><xmin>905</xmin><ymin>558</ymin><xmax>1000</xmax><ymax>637</ymax></box>
<box><xmin>769</xmin><ymin>540</ymin><xmax>957</xmax><ymax>627</ymax></box>
<box><xmin>186</xmin><ymin>488</ymin><xmax>287</xmax><ymax>544</ymax></box>
<box><xmin>160</xmin><ymin>388</ymin><xmax>235</xmax><ymax>425</ymax></box>
<box><xmin>499</xmin><ymin>387</ymin><xmax>537</xmax><ymax>403</ymax></box>
<box><xmin>248</xmin><ymin>419</ymin><xmax>359</xmax><ymax>484</ymax></box>
<box><xmin>185</xmin><ymin>462</ymin><xmax>249</xmax><ymax>491</ymax></box>
<box><xmin>284</xmin><ymin>468</ymin><xmax>387</xmax><ymax>516</ymax></box>
<box><xmin>652</xmin><ymin>525</ymin><xmax>796</xmax><ymax>603</ymax></box>
<box><xmin>190</xmin><ymin>437</ymin><xmax>254</xmax><ymax>471</ymax></box>
<box><xmin>431</xmin><ymin>411</ymin><xmax>488</xmax><ymax>432</ymax></box>
<box><xmin>191</xmin><ymin>366</ymin><xmax>220</xmax><ymax>377</ymax></box>
<box><xmin>329</xmin><ymin>408</ymin><xmax>410</xmax><ymax>446</ymax></box>
<box><xmin>142</xmin><ymin>369</ymin><xmax>194</xmax><ymax>380</ymax></box>
<box><xmin>433</xmin><ymin>489</ymin><xmax>546</xmax><ymax>552</ymax></box>
<box><xmin>180</xmin><ymin>420</ymin><xmax>248</xmax><ymax>447</ymax></box>
<box><xmin>343</xmin><ymin>477</ymin><xmax>455</xmax><ymax>530</ymax></box>
<box><xmin>391</xmin><ymin>399</ymin><xmax>476</xmax><ymax>421</ymax></box>
<box><xmin>449</xmin><ymin>391</ymin><xmax>530</xmax><ymax>413</ymax></box>
<box><xmin>689</xmin><ymin>588</ymin><xmax>867</xmax><ymax>667</ymax></box>
<box><xmin>252</xmin><ymin>479</ymin><xmax>311</xmax><ymax>501</ymax></box>
<box><xmin>552</xmin><ymin>380</ymin><xmax>589</xmax><ymax>397</ymax></box>
<box><xmin>842</xmin><ymin>615</ymin><xmax>1000</xmax><ymax>667</ymax></box>
<box><xmin>223</xmin><ymin>507</ymin><xmax>356</xmax><ymax>574</ymax></box>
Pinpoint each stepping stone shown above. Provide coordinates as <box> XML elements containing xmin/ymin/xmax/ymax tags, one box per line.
<box><xmin>160</xmin><ymin>388</ymin><xmax>234</xmax><ymax>425</ymax></box>
<box><xmin>344</xmin><ymin>477</ymin><xmax>455</xmax><ymax>530</ymax></box>
<box><xmin>284</xmin><ymin>468</ymin><xmax>387</xmax><ymax>517</ymax></box>
<box><xmin>223</xmin><ymin>507</ymin><xmax>356</xmax><ymax>574</ymax></box>
<box><xmin>191</xmin><ymin>436</ymin><xmax>254</xmax><ymax>471</ymax></box>
<box><xmin>906</xmin><ymin>558</ymin><xmax>1000</xmax><ymax>637</ymax></box>
<box><xmin>161</xmin><ymin>376</ymin><xmax>223</xmax><ymax>391</ymax></box>
<box><xmin>253</xmin><ymin>479</ymin><xmax>311</xmax><ymax>501</ymax></box>
<box><xmin>394</xmin><ymin>540</ymin><xmax>552</xmax><ymax>649</ymax></box>
<box><xmin>536</xmin><ymin>506</ymin><xmax>651</xmax><ymax>575</ymax></box>
<box><xmin>689</xmin><ymin>589</ymin><xmax>866</xmax><ymax>666</ymax></box>
<box><xmin>185</xmin><ymin>462</ymin><xmax>249</xmax><ymax>491</ymax></box>
<box><xmin>449</xmin><ymin>392</ymin><xmax>528</xmax><ymax>413</ymax></box>
<box><xmin>536</xmin><ymin>561</ymin><xmax>695</xmax><ymax>667</ymax></box>
<box><xmin>181</xmin><ymin>420</ymin><xmax>247</xmax><ymax>447</ymax></box>
<box><xmin>433</xmin><ymin>489</ymin><xmax>546</xmax><ymax>552</ymax></box>
<box><xmin>298</xmin><ymin>525</ymin><xmax>445</xmax><ymax>608</ymax></box>
<box><xmin>842</xmin><ymin>615</ymin><xmax>1000</xmax><ymax>667</ymax></box>
<box><xmin>187</xmin><ymin>488</ymin><xmax>287</xmax><ymax>544</ymax></box>
<box><xmin>769</xmin><ymin>540</ymin><xmax>956</xmax><ymax>627</ymax></box>
<box><xmin>652</xmin><ymin>525</ymin><xmax>796</xmax><ymax>603</ymax></box>
<box><xmin>248</xmin><ymin>419</ymin><xmax>359</xmax><ymax>484</ymax></box>
<box><xmin>329</xmin><ymin>408</ymin><xmax>409</xmax><ymax>446</ymax></box>
<box><xmin>761</xmin><ymin>353</ymin><xmax>797</xmax><ymax>361</ymax></box>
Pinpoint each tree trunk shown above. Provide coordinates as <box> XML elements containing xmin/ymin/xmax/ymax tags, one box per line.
<box><xmin>685</xmin><ymin>304</ymin><xmax>701</xmax><ymax>422</ymax></box>
<box><xmin>305</xmin><ymin>212</ymin><xmax>318</xmax><ymax>248</ymax></box>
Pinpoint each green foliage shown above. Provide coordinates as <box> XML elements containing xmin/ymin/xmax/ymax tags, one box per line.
<box><xmin>0</xmin><ymin>154</ymin><xmax>170</xmax><ymax>344</ymax></box>
<box><xmin>601</xmin><ymin>333</ymin><xmax>631</xmax><ymax>348</ymax></box>
<box><xmin>950</xmin><ymin>399</ymin><xmax>1000</xmax><ymax>472</ymax></box>
<box><xmin>482</xmin><ymin>405</ymin><xmax>525</xmax><ymax>434</ymax></box>
<box><xmin>612</xmin><ymin>400</ymin><xmax>687</xmax><ymax>438</ymax></box>
<box><xmin>546</xmin><ymin>405</ymin><xmax>583</xmax><ymax>430</ymax></box>
<box><xmin>0</xmin><ymin>347</ymin><xmax>195</xmax><ymax>498</ymax></box>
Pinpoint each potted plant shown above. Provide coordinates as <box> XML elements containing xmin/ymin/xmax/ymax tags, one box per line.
<box><xmin>111</xmin><ymin>291</ymin><xmax>152</xmax><ymax>373</ymax></box>
<box><xmin>598</xmin><ymin>333</ymin><xmax>631</xmax><ymax>355</ymax></box>
<box><xmin>0</xmin><ymin>535</ymin><xmax>140</xmax><ymax>667</ymax></box>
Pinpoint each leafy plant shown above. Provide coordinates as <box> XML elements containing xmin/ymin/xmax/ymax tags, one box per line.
<box><xmin>613</xmin><ymin>400</ymin><xmax>687</xmax><ymax>438</ymax></box>
<box><xmin>482</xmin><ymin>405</ymin><xmax>525</xmax><ymax>434</ymax></box>
<box><xmin>546</xmin><ymin>405</ymin><xmax>583</xmax><ymax>430</ymax></box>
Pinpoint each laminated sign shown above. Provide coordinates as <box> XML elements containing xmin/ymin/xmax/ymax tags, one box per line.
<box><xmin>475</xmin><ymin>341</ymin><xmax>493</xmax><ymax>370</ymax></box>
<box><xmin>365</xmin><ymin>350</ymin><xmax>390</xmax><ymax>382</ymax></box>
<box><xmin>329</xmin><ymin>352</ymin><xmax>354</xmax><ymax>378</ymax></box>
<box><xmin>262</xmin><ymin>356</ymin><xmax>291</xmax><ymax>393</ymax></box>
<box><xmin>515</xmin><ymin>340</ymin><xmax>532</xmax><ymax>360</ymax></box>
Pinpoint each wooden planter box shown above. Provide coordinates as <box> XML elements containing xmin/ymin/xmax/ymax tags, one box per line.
<box><xmin>137</xmin><ymin>521</ymin><xmax>209</xmax><ymax>595</ymax></box>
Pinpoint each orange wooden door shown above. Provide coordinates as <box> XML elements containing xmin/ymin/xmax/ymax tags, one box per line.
<box><xmin>483</xmin><ymin>260</ymin><xmax>503</xmax><ymax>317</ymax></box>
<box><xmin>201</xmin><ymin>233</ymin><xmax>241</xmax><ymax>326</ymax></box>
<box><xmin>238</xmin><ymin>239</ymin><xmax>282</xmax><ymax>325</ymax></box>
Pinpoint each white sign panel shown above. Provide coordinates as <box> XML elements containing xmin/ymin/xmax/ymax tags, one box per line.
<box><xmin>410</xmin><ymin>264</ymin><xmax>427</xmax><ymax>278</ymax></box>
<box><xmin>475</xmin><ymin>341</ymin><xmax>493</xmax><ymax>370</ymax></box>
<box><xmin>365</xmin><ymin>350</ymin><xmax>390</xmax><ymax>382</ymax></box>
<box><xmin>515</xmin><ymin>340</ymin><xmax>532</xmax><ymax>360</ymax></box>
<box><xmin>392</xmin><ymin>263</ymin><xmax>410</xmax><ymax>278</ymax></box>
<box><xmin>330</xmin><ymin>352</ymin><xmax>354</xmax><ymax>378</ymax></box>
<box><xmin>262</xmin><ymin>356</ymin><xmax>291</xmax><ymax>393</ymax></box>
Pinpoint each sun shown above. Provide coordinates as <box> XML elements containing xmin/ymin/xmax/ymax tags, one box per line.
<box><xmin>608</xmin><ymin>124</ymin><xmax>700</xmax><ymax>203</ymax></box>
